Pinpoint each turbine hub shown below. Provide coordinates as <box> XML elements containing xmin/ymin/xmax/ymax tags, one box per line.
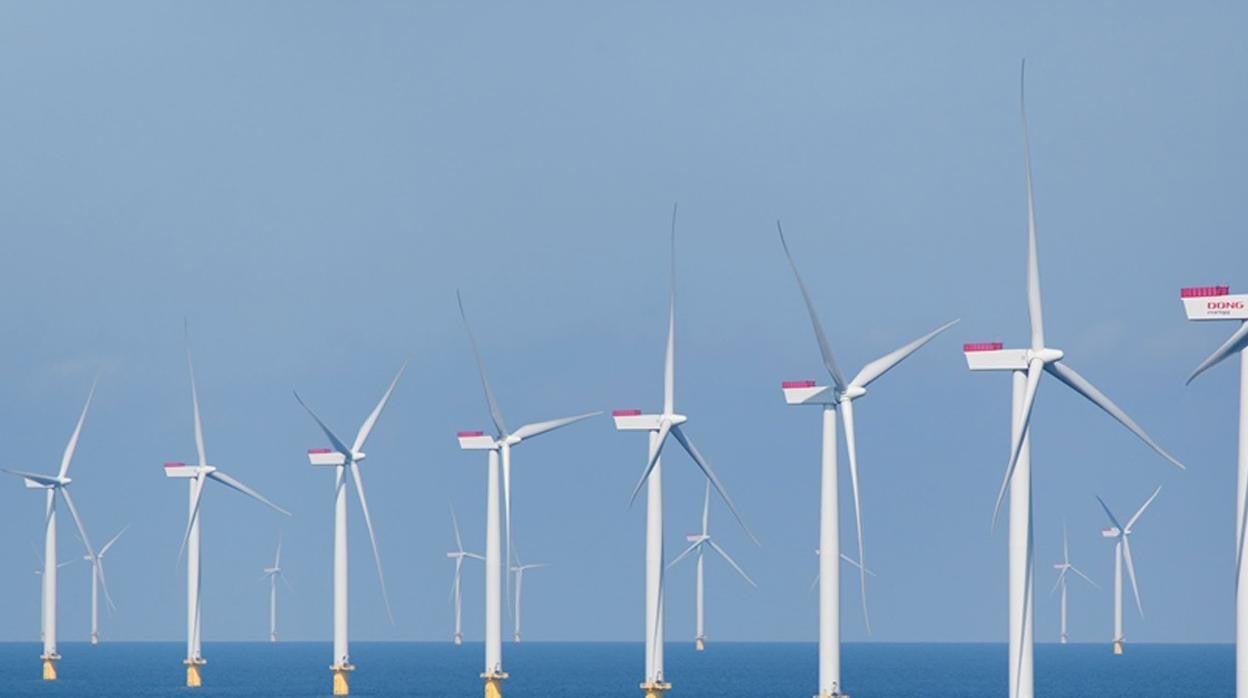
<box><xmin>841</xmin><ymin>385</ymin><xmax>867</xmax><ymax>400</ymax></box>
<box><xmin>1030</xmin><ymin>347</ymin><xmax>1064</xmax><ymax>363</ymax></box>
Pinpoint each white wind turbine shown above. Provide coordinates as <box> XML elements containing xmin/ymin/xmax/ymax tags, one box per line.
<box><xmin>1179</xmin><ymin>282</ymin><xmax>1248</xmax><ymax>692</ymax></box>
<box><xmin>1051</xmin><ymin>524</ymin><xmax>1096</xmax><ymax>644</ymax></box>
<box><xmin>260</xmin><ymin>535</ymin><xmax>289</xmax><ymax>643</ymax></box>
<box><xmin>612</xmin><ymin>205</ymin><xmax>755</xmax><ymax>698</ymax></box>
<box><xmin>668</xmin><ymin>482</ymin><xmax>756</xmax><ymax>651</ymax></box>
<box><xmin>455</xmin><ymin>291</ymin><xmax>599</xmax><ymax>698</ymax></box>
<box><xmin>4</xmin><ymin>380</ymin><xmax>101</xmax><ymax>681</ymax></box>
<box><xmin>166</xmin><ymin>337</ymin><xmax>290</xmax><ymax>688</ymax></box>
<box><xmin>295</xmin><ymin>363</ymin><xmax>404</xmax><ymax>697</ymax></box>
<box><xmin>86</xmin><ymin>526</ymin><xmax>127</xmax><ymax>645</ymax></box>
<box><xmin>962</xmin><ymin>63</ymin><xmax>1183</xmax><ymax>698</ymax></box>
<box><xmin>777</xmin><ymin>223</ymin><xmax>957</xmax><ymax>697</ymax></box>
<box><xmin>510</xmin><ymin>553</ymin><xmax>548</xmax><ymax>644</ymax></box>
<box><xmin>1096</xmin><ymin>487</ymin><xmax>1161</xmax><ymax>655</ymax></box>
<box><xmin>447</xmin><ymin>505</ymin><xmax>483</xmax><ymax>646</ymax></box>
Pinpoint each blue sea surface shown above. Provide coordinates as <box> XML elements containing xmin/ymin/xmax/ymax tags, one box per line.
<box><xmin>0</xmin><ymin>642</ymin><xmax>1231</xmax><ymax>696</ymax></box>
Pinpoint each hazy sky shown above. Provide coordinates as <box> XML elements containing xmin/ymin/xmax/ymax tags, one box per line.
<box><xmin>0</xmin><ymin>2</ymin><xmax>1245</xmax><ymax>647</ymax></box>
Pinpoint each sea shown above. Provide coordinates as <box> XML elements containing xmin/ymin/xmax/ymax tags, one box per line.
<box><xmin>0</xmin><ymin>642</ymin><xmax>1231</xmax><ymax>696</ymax></box>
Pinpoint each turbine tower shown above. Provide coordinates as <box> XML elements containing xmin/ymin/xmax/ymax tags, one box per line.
<box><xmin>777</xmin><ymin>223</ymin><xmax>957</xmax><ymax>697</ymax></box>
<box><xmin>1179</xmin><ymin>282</ymin><xmax>1248</xmax><ymax>691</ymax></box>
<box><xmin>260</xmin><ymin>535</ymin><xmax>288</xmax><ymax>643</ymax></box>
<box><xmin>447</xmin><ymin>505</ymin><xmax>483</xmax><ymax>646</ymax></box>
<box><xmin>510</xmin><ymin>554</ymin><xmax>548</xmax><ymax>643</ymax></box>
<box><xmin>3</xmin><ymin>380</ymin><xmax>101</xmax><ymax>681</ymax></box>
<box><xmin>1051</xmin><ymin>524</ymin><xmax>1096</xmax><ymax>644</ymax></box>
<box><xmin>31</xmin><ymin>546</ymin><xmax>78</xmax><ymax>648</ymax></box>
<box><xmin>455</xmin><ymin>291</ymin><xmax>599</xmax><ymax>698</ymax></box>
<box><xmin>668</xmin><ymin>483</ymin><xmax>756</xmax><ymax>651</ymax></box>
<box><xmin>1096</xmin><ymin>487</ymin><xmax>1160</xmax><ymax>655</ymax></box>
<box><xmin>612</xmin><ymin>205</ymin><xmax>754</xmax><ymax>698</ymax></box>
<box><xmin>295</xmin><ymin>363</ymin><xmax>404</xmax><ymax>696</ymax></box>
<box><xmin>167</xmin><ymin>334</ymin><xmax>290</xmax><ymax>687</ymax></box>
<box><xmin>87</xmin><ymin>526</ymin><xmax>127</xmax><ymax>644</ymax></box>
<box><xmin>962</xmin><ymin>64</ymin><xmax>1183</xmax><ymax>698</ymax></box>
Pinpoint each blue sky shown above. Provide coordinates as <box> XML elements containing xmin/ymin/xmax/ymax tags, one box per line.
<box><xmin>0</xmin><ymin>2</ymin><xmax>1245</xmax><ymax>646</ymax></box>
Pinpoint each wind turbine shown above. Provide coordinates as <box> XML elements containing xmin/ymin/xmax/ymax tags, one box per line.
<box><xmin>962</xmin><ymin>64</ymin><xmax>1183</xmax><ymax>698</ymax></box>
<box><xmin>166</xmin><ymin>335</ymin><xmax>290</xmax><ymax>688</ymax></box>
<box><xmin>455</xmin><ymin>291</ymin><xmax>599</xmax><ymax>698</ymax></box>
<box><xmin>447</xmin><ymin>505</ymin><xmax>483</xmax><ymax>646</ymax></box>
<box><xmin>87</xmin><ymin>526</ymin><xmax>127</xmax><ymax>645</ymax></box>
<box><xmin>260</xmin><ymin>535</ymin><xmax>288</xmax><ymax>643</ymax></box>
<box><xmin>777</xmin><ymin>223</ymin><xmax>957</xmax><ymax>697</ymax></box>
<box><xmin>3</xmin><ymin>380</ymin><xmax>101</xmax><ymax>681</ymax></box>
<box><xmin>1179</xmin><ymin>282</ymin><xmax>1248</xmax><ymax>691</ymax></box>
<box><xmin>296</xmin><ymin>363</ymin><xmax>404</xmax><ymax>697</ymax></box>
<box><xmin>668</xmin><ymin>483</ymin><xmax>756</xmax><ymax>651</ymax></box>
<box><xmin>510</xmin><ymin>554</ymin><xmax>548</xmax><ymax>644</ymax></box>
<box><xmin>1051</xmin><ymin>524</ymin><xmax>1096</xmax><ymax>644</ymax></box>
<box><xmin>1096</xmin><ymin>487</ymin><xmax>1160</xmax><ymax>655</ymax></box>
<box><xmin>612</xmin><ymin>205</ymin><xmax>755</xmax><ymax>698</ymax></box>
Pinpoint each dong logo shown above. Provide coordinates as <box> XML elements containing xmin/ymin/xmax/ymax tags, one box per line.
<box><xmin>1208</xmin><ymin>301</ymin><xmax>1246</xmax><ymax>310</ymax></box>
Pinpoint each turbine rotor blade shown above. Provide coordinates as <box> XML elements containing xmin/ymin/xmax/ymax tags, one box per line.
<box><xmin>840</xmin><ymin>400</ymin><xmax>870</xmax><ymax>633</ymax></box>
<box><xmin>1126</xmin><ymin>486</ymin><xmax>1162</xmax><ymax>531</ymax></box>
<box><xmin>1050</xmin><ymin>566</ymin><xmax>1069</xmax><ymax>596</ymax></box>
<box><xmin>708</xmin><ymin>539</ymin><xmax>757</xmax><ymax>588</ymax></box>
<box><xmin>450</xmin><ymin>504</ymin><xmax>465</xmax><ymax>553</ymax></box>
<box><xmin>59</xmin><ymin>378</ymin><xmax>98</xmax><ymax>479</ymax></box>
<box><xmin>628</xmin><ymin>419</ymin><xmax>672</xmax><ymax>506</ymax></box>
<box><xmin>992</xmin><ymin>358</ymin><xmax>1044</xmax><ymax>527</ymax></box>
<box><xmin>777</xmin><ymin>220</ymin><xmax>846</xmax><ymax>390</ymax></box>
<box><xmin>510</xmin><ymin>412</ymin><xmax>602</xmax><ymax>442</ymax></box>
<box><xmin>1095</xmin><ymin>495</ymin><xmax>1125</xmax><ymax>532</ymax></box>
<box><xmin>1020</xmin><ymin>62</ymin><xmax>1045</xmax><ymax>352</ymax></box>
<box><xmin>665</xmin><ymin>204</ymin><xmax>677</xmax><ymax>414</ymax></box>
<box><xmin>670</xmin><ymin>424</ymin><xmax>758</xmax><ymax>545</ymax></box>
<box><xmin>207</xmin><ymin>470</ymin><xmax>291</xmax><ymax>517</ymax></box>
<box><xmin>1122</xmin><ymin>535</ymin><xmax>1144</xmax><ymax>617</ymax></box>
<box><xmin>352</xmin><ymin>363</ymin><xmax>406</xmax><ymax>453</ymax></box>
<box><xmin>1045</xmin><ymin>361</ymin><xmax>1185</xmax><ymax>470</ymax></box>
<box><xmin>350</xmin><ymin>460</ymin><xmax>394</xmax><ymax>624</ymax></box>
<box><xmin>1069</xmin><ymin>565</ymin><xmax>1099</xmax><ymax>589</ymax></box>
<box><xmin>1188</xmin><ymin>320</ymin><xmax>1248</xmax><ymax>385</ymax></box>
<box><xmin>185</xmin><ymin>329</ymin><xmax>208</xmax><ymax>468</ymax></box>
<box><xmin>178</xmin><ymin>474</ymin><xmax>208</xmax><ymax>561</ymax></box>
<box><xmin>666</xmin><ymin>539</ymin><xmax>702</xmax><ymax>569</ymax></box>
<box><xmin>457</xmin><ymin>290</ymin><xmax>507</xmax><ymax>437</ymax></box>
<box><xmin>2</xmin><ymin>469</ymin><xmax>61</xmax><ymax>487</ymax></box>
<box><xmin>293</xmin><ymin>392</ymin><xmax>353</xmax><ymax>457</ymax></box>
<box><xmin>701</xmin><ymin>481</ymin><xmax>710</xmax><ymax>536</ymax></box>
<box><xmin>849</xmin><ymin>319</ymin><xmax>960</xmax><ymax>389</ymax></box>
<box><xmin>100</xmin><ymin>526</ymin><xmax>128</xmax><ymax>557</ymax></box>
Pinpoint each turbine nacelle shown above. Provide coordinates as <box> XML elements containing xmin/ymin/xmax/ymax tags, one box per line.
<box><xmin>455</xmin><ymin>431</ymin><xmax>498</xmax><ymax>451</ymax></box>
<box><xmin>1180</xmin><ymin>285</ymin><xmax>1248</xmax><ymax>320</ymax></box>
<box><xmin>1102</xmin><ymin>527</ymin><xmax>1122</xmax><ymax>538</ymax></box>
<box><xmin>305</xmin><ymin>448</ymin><xmax>354</xmax><ymax>466</ymax></box>
<box><xmin>611</xmin><ymin>410</ymin><xmax>687</xmax><ymax>431</ymax></box>
<box><xmin>163</xmin><ymin>462</ymin><xmax>214</xmax><ymax>479</ymax></box>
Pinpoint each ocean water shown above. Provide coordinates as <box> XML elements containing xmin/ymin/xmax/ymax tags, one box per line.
<box><xmin>0</xmin><ymin>641</ymin><xmax>1231</xmax><ymax>696</ymax></box>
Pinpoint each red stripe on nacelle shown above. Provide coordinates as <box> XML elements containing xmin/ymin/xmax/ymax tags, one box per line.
<box><xmin>612</xmin><ymin>409</ymin><xmax>642</xmax><ymax>416</ymax></box>
<box><xmin>163</xmin><ymin>462</ymin><xmax>186</xmax><ymax>467</ymax></box>
<box><xmin>457</xmin><ymin>431</ymin><xmax>484</xmax><ymax>437</ymax></box>
<box><xmin>963</xmin><ymin>342</ymin><xmax>1004</xmax><ymax>352</ymax></box>
<box><xmin>307</xmin><ymin>448</ymin><xmax>332</xmax><ymax>454</ymax></box>
<box><xmin>1180</xmin><ymin>285</ymin><xmax>1230</xmax><ymax>298</ymax></box>
<box><xmin>782</xmin><ymin>380</ymin><xmax>816</xmax><ymax>389</ymax></box>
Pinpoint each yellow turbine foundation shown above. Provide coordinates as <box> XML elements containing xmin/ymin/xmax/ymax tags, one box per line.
<box><xmin>1113</xmin><ymin>640</ymin><xmax>1124</xmax><ymax>655</ymax></box>
<box><xmin>331</xmin><ymin>663</ymin><xmax>354</xmax><ymax>696</ymax></box>
<box><xmin>814</xmin><ymin>693</ymin><xmax>850</xmax><ymax>698</ymax></box>
<box><xmin>482</xmin><ymin>671</ymin><xmax>508</xmax><ymax>698</ymax></box>
<box><xmin>41</xmin><ymin>653</ymin><xmax>59</xmax><ymax>681</ymax></box>
<box><xmin>185</xmin><ymin>658</ymin><xmax>205</xmax><ymax>687</ymax></box>
<box><xmin>641</xmin><ymin>680</ymin><xmax>672</xmax><ymax>698</ymax></box>
<box><xmin>695</xmin><ymin>637</ymin><xmax>705</xmax><ymax>651</ymax></box>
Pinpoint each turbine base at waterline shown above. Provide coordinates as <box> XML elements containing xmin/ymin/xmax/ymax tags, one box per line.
<box><xmin>482</xmin><ymin>671</ymin><xmax>508</xmax><ymax>698</ymax></box>
<box><xmin>641</xmin><ymin>680</ymin><xmax>672</xmax><ymax>698</ymax></box>
<box><xmin>185</xmin><ymin>657</ymin><xmax>206</xmax><ymax>688</ymax></box>
<box><xmin>332</xmin><ymin>663</ymin><xmax>355</xmax><ymax>696</ymax></box>
<box><xmin>41</xmin><ymin>652</ymin><xmax>60</xmax><ymax>681</ymax></box>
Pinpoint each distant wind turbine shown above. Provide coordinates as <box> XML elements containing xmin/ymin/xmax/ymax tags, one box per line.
<box><xmin>260</xmin><ymin>535</ymin><xmax>289</xmax><ymax>643</ymax></box>
<box><xmin>1051</xmin><ymin>524</ymin><xmax>1096</xmax><ymax>644</ymax></box>
<box><xmin>612</xmin><ymin>205</ymin><xmax>755</xmax><ymax>698</ymax></box>
<box><xmin>1097</xmin><ymin>487</ymin><xmax>1161</xmax><ymax>655</ymax></box>
<box><xmin>668</xmin><ymin>483</ymin><xmax>756</xmax><ymax>651</ymax></box>
<box><xmin>167</xmin><ymin>332</ymin><xmax>290</xmax><ymax>688</ymax></box>
<box><xmin>777</xmin><ymin>222</ymin><xmax>956</xmax><ymax>697</ymax></box>
<box><xmin>4</xmin><ymin>380</ymin><xmax>101</xmax><ymax>681</ymax></box>
<box><xmin>296</xmin><ymin>362</ymin><xmax>404</xmax><ymax>697</ymax></box>
<box><xmin>447</xmin><ymin>506</ymin><xmax>483</xmax><ymax>646</ymax></box>
<box><xmin>510</xmin><ymin>554</ymin><xmax>548</xmax><ymax>644</ymax></box>
<box><xmin>87</xmin><ymin>526</ymin><xmax>127</xmax><ymax>644</ymax></box>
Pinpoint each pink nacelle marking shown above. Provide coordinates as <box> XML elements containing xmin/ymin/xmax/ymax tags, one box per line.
<box><xmin>612</xmin><ymin>409</ymin><xmax>642</xmax><ymax>416</ymax></box>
